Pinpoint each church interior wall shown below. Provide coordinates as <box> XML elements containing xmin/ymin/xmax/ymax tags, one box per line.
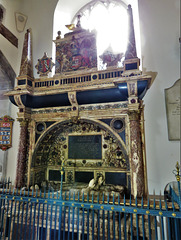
<box><xmin>138</xmin><ymin>0</ymin><xmax>180</xmax><ymax>194</ymax></box>
<box><xmin>0</xmin><ymin>0</ymin><xmax>180</xmax><ymax>196</ymax></box>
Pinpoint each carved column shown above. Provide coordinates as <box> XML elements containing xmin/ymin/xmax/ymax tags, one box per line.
<box><xmin>27</xmin><ymin>120</ymin><xmax>36</xmax><ymax>188</ymax></box>
<box><xmin>129</xmin><ymin>110</ymin><xmax>145</xmax><ymax>198</ymax></box>
<box><xmin>15</xmin><ymin>119</ymin><xmax>29</xmax><ymax>188</ymax></box>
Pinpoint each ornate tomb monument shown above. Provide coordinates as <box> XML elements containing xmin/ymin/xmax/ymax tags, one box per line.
<box><xmin>6</xmin><ymin>5</ymin><xmax>152</xmax><ymax>198</ymax></box>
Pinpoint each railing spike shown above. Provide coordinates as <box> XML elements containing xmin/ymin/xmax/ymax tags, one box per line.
<box><xmin>87</xmin><ymin>192</ymin><xmax>89</xmax><ymax>202</ymax></box>
<box><xmin>97</xmin><ymin>192</ymin><xmax>99</xmax><ymax>203</ymax></box>
<box><xmin>52</xmin><ymin>189</ymin><xmax>54</xmax><ymax>198</ymax></box>
<box><xmin>141</xmin><ymin>197</ymin><xmax>144</xmax><ymax>207</ymax></box>
<box><xmin>164</xmin><ymin>198</ymin><xmax>168</xmax><ymax>210</ymax></box>
<box><xmin>107</xmin><ymin>192</ymin><xmax>109</xmax><ymax>204</ymax></box>
<box><xmin>159</xmin><ymin>198</ymin><xmax>162</xmax><ymax>208</ymax></box>
<box><xmin>118</xmin><ymin>193</ymin><xmax>120</xmax><ymax>205</ymax></box>
<box><xmin>36</xmin><ymin>188</ymin><xmax>38</xmax><ymax>197</ymax></box>
<box><xmin>124</xmin><ymin>194</ymin><xmax>126</xmax><ymax>205</ymax></box>
<box><xmin>78</xmin><ymin>191</ymin><xmax>80</xmax><ymax>201</ymax></box>
<box><xmin>68</xmin><ymin>190</ymin><xmax>71</xmax><ymax>200</ymax></box>
<box><xmin>129</xmin><ymin>194</ymin><xmax>132</xmax><ymax>205</ymax></box>
<box><xmin>5</xmin><ymin>184</ymin><xmax>8</xmax><ymax>193</ymax></box>
<box><xmin>8</xmin><ymin>186</ymin><xmax>11</xmax><ymax>194</ymax></box>
<box><xmin>147</xmin><ymin>197</ymin><xmax>150</xmax><ymax>208</ymax></box>
<box><xmin>40</xmin><ymin>189</ymin><xmax>42</xmax><ymax>198</ymax></box>
<box><xmin>56</xmin><ymin>190</ymin><xmax>58</xmax><ymax>199</ymax></box>
<box><xmin>48</xmin><ymin>188</ymin><xmax>50</xmax><ymax>198</ymax></box>
<box><xmin>82</xmin><ymin>192</ymin><xmax>84</xmax><ymax>202</ymax></box>
<box><xmin>153</xmin><ymin>198</ymin><xmax>156</xmax><ymax>209</ymax></box>
<box><xmin>135</xmin><ymin>195</ymin><xmax>138</xmax><ymax>206</ymax></box>
<box><xmin>171</xmin><ymin>197</ymin><xmax>175</xmax><ymax>210</ymax></box>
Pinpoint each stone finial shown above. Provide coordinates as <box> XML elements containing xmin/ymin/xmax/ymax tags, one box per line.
<box><xmin>56</xmin><ymin>31</ymin><xmax>61</xmax><ymax>40</ymax></box>
<box><xmin>76</xmin><ymin>14</ymin><xmax>81</xmax><ymax>28</ymax></box>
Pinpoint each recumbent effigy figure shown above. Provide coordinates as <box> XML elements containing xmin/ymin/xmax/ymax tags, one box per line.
<box><xmin>81</xmin><ymin>174</ymin><xmax>129</xmax><ymax>197</ymax></box>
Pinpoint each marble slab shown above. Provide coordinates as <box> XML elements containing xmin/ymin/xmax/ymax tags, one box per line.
<box><xmin>165</xmin><ymin>79</ymin><xmax>180</xmax><ymax>141</ymax></box>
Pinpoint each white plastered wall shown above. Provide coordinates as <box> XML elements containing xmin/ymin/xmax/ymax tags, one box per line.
<box><xmin>0</xmin><ymin>0</ymin><xmax>21</xmax><ymax>181</ymax></box>
<box><xmin>139</xmin><ymin>0</ymin><xmax>180</xmax><ymax>194</ymax></box>
<box><xmin>1</xmin><ymin>0</ymin><xmax>180</xmax><ymax>194</ymax></box>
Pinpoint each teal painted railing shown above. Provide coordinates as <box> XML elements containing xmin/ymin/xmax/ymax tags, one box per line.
<box><xmin>0</xmin><ymin>186</ymin><xmax>180</xmax><ymax>240</ymax></box>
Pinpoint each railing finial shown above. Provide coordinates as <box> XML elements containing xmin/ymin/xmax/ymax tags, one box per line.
<box><xmin>173</xmin><ymin>161</ymin><xmax>181</xmax><ymax>182</ymax></box>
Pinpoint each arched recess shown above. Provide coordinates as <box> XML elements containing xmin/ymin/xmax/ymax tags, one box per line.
<box><xmin>30</xmin><ymin>118</ymin><xmax>130</xmax><ymax>191</ymax></box>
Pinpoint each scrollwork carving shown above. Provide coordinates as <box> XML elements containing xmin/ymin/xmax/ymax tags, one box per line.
<box><xmin>31</xmin><ymin>119</ymin><xmax>129</xmax><ymax>175</ymax></box>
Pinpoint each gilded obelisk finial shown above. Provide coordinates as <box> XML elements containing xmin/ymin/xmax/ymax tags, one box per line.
<box><xmin>125</xmin><ymin>5</ymin><xmax>137</xmax><ymax>60</ymax></box>
<box><xmin>19</xmin><ymin>29</ymin><xmax>33</xmax><ymax>78</ymax></box>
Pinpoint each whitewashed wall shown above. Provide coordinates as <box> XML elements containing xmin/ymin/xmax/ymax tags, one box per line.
<box><xmin>139</xmin><ymin>0</ymin><xmax>180</xmax><ymax>194</ymax></box>
<box><xmin>1</xmin><ymin>0</ymin><xmax>180</xmax><ymax>194</ymax></box>
<box><xmin>0</xmin><ymin>0</ymin><xmax>21</xmax><ymax>181</ymax></box>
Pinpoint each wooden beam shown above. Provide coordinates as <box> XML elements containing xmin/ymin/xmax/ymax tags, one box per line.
<box><xmin>0</xmin><ymin>23</ymin><xmax>18</xmax><ymax>48</ymax></box>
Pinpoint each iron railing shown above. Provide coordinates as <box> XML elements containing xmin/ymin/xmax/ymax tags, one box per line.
<box><xmin>0</xmin><ymin>186</ymin><xmax>180</xmax><ymax>240</ymax></box>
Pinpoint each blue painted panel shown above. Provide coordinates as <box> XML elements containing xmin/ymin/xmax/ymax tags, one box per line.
<box><xmin>21</xmin><ymin>94</ymin><xmax>70</xmax><ymax>108</ymax></box>
<box><xmin>77</xmin><ymin>87</ymin><xmax>128</xmax><ymax>104</ymax></box>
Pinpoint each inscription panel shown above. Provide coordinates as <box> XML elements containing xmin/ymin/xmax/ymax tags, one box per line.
<box><xmin>165</xmin><ymin>79</ymin><xmax>180</xmax><ymax>141</ymax></box>
<box><xmin>68</xmin><ymin>135</ymin><xmax>102</xmax><ymax>159</ymax></box>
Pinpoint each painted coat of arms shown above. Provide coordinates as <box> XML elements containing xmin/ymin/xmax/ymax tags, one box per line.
<box><xmin>55</xmin><ymin>32</ymin><xmax>97</xmax><ymax>74</ymax></box>
<box><xmin>35</xmin><ymin>52</ymin><xmax>55</xmax><ymax>76</ymax></box>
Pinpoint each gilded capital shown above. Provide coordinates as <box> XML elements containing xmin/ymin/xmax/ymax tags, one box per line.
<box><xmin>128</xmin><ymin>110</ymin><xmax>140</xmax><ymax>121</ymax></box>
<box><xmin>17</xmin><ymin>118</ymin><xmax>29</xmax><ymax>127</ymax></box>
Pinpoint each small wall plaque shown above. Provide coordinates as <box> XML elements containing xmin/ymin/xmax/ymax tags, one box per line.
<box><xmin>0</xmin><ymin>115</ymin><xmax>14</xmax><ymax>151</ymax></box>
<box><xmin>165</xmin><ymin>79</ymin><xmax>180</xmax><ymax>141</ymax></box>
